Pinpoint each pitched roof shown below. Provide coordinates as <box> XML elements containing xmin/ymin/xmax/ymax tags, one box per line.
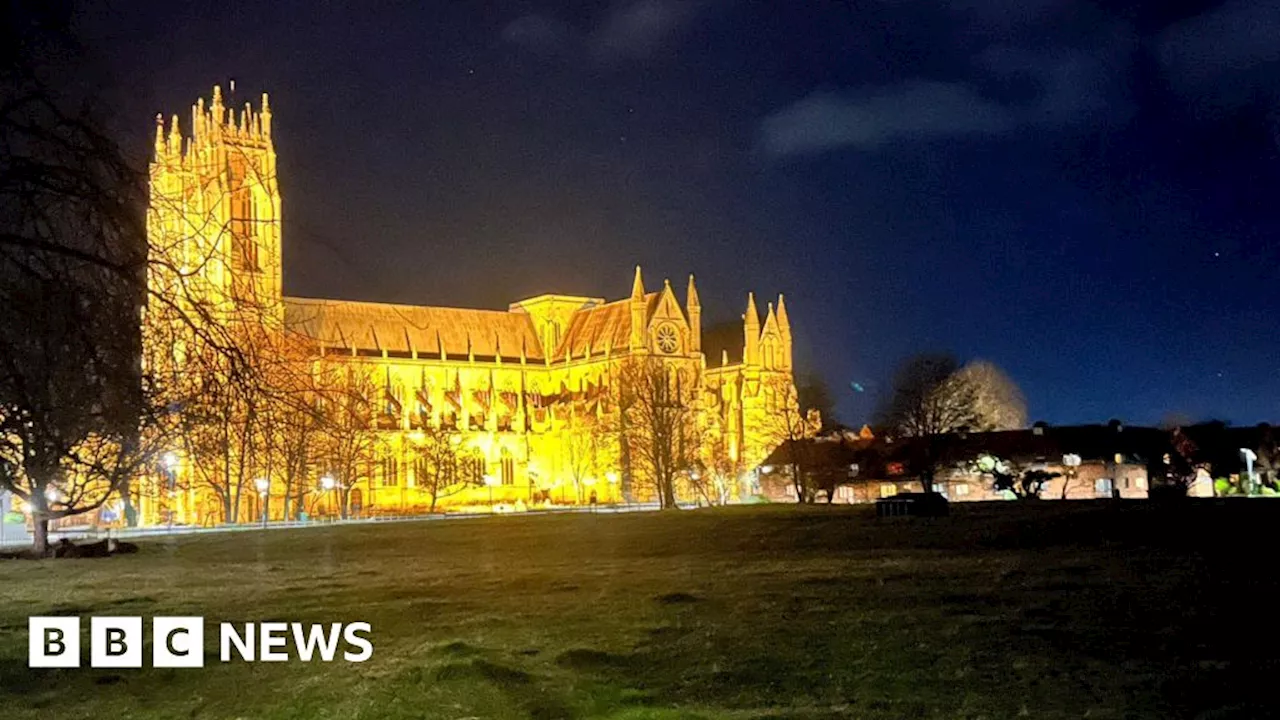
<box><xmin>553</xmin><ymin>297</ymin><xmax>633</xmax><ymax>361</ymax></box>
<box><xmin>760</xmin><ymin>424</ymin><xmax>1176</xmax><ymax>475</ymax></box>
<box><xmin>284</xmin><ymin>296</ymin><xmax>543</xmax><ymax>360</ymax></box>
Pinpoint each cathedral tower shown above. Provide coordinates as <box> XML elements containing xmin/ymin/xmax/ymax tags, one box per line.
<box><xmin>148</xmin><ymin>84</ymin><xmax>282</xmax><ymax>326</ymax></box>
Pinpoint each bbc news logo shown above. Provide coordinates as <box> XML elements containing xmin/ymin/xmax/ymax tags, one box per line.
<box><xmin>28</xmin><ymin>617</ymin><xmax>373</xmax><ymax>668</ymax></box>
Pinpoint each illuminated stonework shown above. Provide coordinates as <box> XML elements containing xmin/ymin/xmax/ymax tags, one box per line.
<box><xmin>142</xmin><ymin>87</ymin><xmax>799</xmax><ymax>523</ymax></box>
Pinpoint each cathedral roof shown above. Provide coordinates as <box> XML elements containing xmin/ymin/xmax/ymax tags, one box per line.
<box><xmin>283</xmin><ymin>296</ymin><xmax>543</xmax><ymax>361</ymax></box>
<box><xmin>552</xmin><ymin>297</ymin><xmax>635</xmax><ymax>361</ymax></box>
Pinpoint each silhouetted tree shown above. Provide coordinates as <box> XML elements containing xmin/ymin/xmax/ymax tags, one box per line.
<box><xmin>0</xmin><ymin>2</ymin><xmax>163</xmax><ymax>553</ymax></box>
<box><xmin>796</xmin><ymin>372</ymin><xmax>837</xmax><ymax>431</ymax></box>
<box><xmin>875</xmin><ymin>354</ymin><xmax>976</xmax><ymax>492</ymax></box>
<box><xmin>972</xmin><ymin>455</ymin><xmax>1059</xmax><ymax>500</ymax></box>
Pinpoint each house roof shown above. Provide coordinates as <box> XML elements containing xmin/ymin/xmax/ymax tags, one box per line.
<box><xmin>284</xmin><ymin>296</ymin><xmax>544</xmax><ymax>360</ymax></box>
<box><xmin>761</xmin><ymin>424</ymin><xmax>1176</xmax><ymax>477</ymax></box>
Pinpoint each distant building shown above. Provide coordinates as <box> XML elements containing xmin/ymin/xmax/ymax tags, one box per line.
<box><xmin>758</xmin><ymin>421</ymin><xmax>1277</xmax><ymax>503</ymax></box>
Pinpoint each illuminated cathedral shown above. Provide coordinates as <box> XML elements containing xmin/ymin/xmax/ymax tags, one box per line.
<box><xmin>143</xmin><ymin>86</ymin><xmax>800</xmax><ymax>523</ymax></box>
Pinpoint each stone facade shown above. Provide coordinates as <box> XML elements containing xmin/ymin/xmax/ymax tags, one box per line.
<box><xmin>141</xmin><ymin>87</ymin><xmax>799</xmax><ymax>524</ymax></box>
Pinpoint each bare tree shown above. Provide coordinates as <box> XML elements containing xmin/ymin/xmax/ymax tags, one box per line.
<box><xmin>693</xmin><ymin>412</ymin><xmax>740</xmax><ymax>506</ymax></box>
<box><xmin>0</xmin><ymin>284</ymin><xmax>166</xmax><ymax>551</ymax></box>
<box><xmin>617</xmin><ymin>358</ymin><xmax>697</xmax><ymax>509</ymax></box>
<box><xmin>315</xmin><ymin>364</ymin><xmax>382</xmax><ymax>519</ymax></box>
<box><xmin>565</xmin><ymin>409</ymin><xmax>616</xmax><ymax>503</ymax></box>
<box><xmin>796</xmin><ymin>372</ymin><xmax>838</xmax><ymax>432</ymax></box>
<box><xmin>954</xmin><ymin>360</ymin><xmax>1027</xmax><ymax>431</ymax></box>
<box><xmin>261</xmin><ymin>336</ymin><xmax>326</xmax><ymax>521</ymax></box>
<box><xmin>169</xmin><ymin>324</ymin><xmax>276</xmax><ymax>524</ymax></box>
<box><xmin>410</xmin><ymin>424</ymin><xmax>467</xmax><ymax>512</ymax></box>
<box><xmin>0</xmin><ymin>3</ymin><xmax>172</xmax><ymax>553</ymax></box>
<box><xmin>761</xmin><ymin>377</ymin><xmax>821</xmax><ymax>502</ymax></box>
<box><xmin>875</xmin><ymin>354</ymin><xmax>978</xmax><ymax>493</ymax></box>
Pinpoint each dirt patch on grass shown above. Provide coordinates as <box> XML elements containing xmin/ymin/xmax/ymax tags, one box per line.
<box><xmin>435</xmin><ymin>659</ymin><xmax>532</xmax><ymax>688</ymax></box>
<box><xmin>555</xmin><ymin>648</ymin><xmax>632</xmax><ymax>671</ymax></box>
<box><xmin>654</xmin><ymin>592</ymin><xmax>700</xmax><ymax>605</ymax></box>
<box><xmin>436</xmin><ymin>640</ymin><xmax>482</xmax><ymax>656</ymax></box>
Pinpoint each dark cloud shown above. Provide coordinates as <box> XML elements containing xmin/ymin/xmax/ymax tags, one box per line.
<box><xmin>588</xmin><ymin>0</ymin><xmax>706</xmax><ymax>63</ymax></box>
<box><xmin>759</xmin><ymin>81</ymin><xmax>1015</xmax><ymax>156</ymax></box>
<box><xmin>760</xmin><ymin>10</ymin><xmax>1135</xmax><ymax>157</ymax></box>
<box><xmin>1158</xmin><ymin>0</ymin><xmax>1280</xmax><ymax>112</ymax></box>
<box><xmin>502</xmin><ymin>1</ymin><xmax>709</xmax><ymax>66</ymax></box>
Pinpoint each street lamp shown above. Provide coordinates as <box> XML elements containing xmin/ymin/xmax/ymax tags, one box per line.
<box><xmin>161</xmin><ymin>451</ymin><xmax>179</xmax><ymax>526</ymax></box>
<box><xmin>320</xmin><ymin>474</ymin><xmax>336</xmax><ymax>520</ymax></box>
<box><xmin>483</xmin><ymin>474</ymin><xmax>499</xmax><ymax>511</ymax></box>
<box><xmin>255</xmin><ymin>477</ymin><xmax>269</xmax><ymax>528</ymax></box>
<box><xmin>1240</xmin><ymin>448</ymin><xmax>1258</xmax><ymax>494</ymax></box>
<box><xmin>606</xmin><ymin>471</ymin><xmax>619</xmax><ymax>505</ymax></box>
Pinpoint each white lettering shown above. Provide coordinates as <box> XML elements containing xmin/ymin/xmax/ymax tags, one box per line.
<box><xmin>219</xmin><ymin>623</ymin><xmax>254</xmax><ymax>662</ymax></box>
<box><xmin>259</xmin><ymin>622</ymin><xmax>289</xmax><ymax>661</ymax></box>
<box><xmin>342</xmin><ymin>622</ymin><xmax>373</xmax><ymax>662</ymax></box>
<box><xmin>291</xmin><ymin>623</ymin><xmax>342</xmax><ymax>662</ymax></box>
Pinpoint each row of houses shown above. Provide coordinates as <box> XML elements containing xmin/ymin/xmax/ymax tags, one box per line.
<box><xmin>757</xmin><ymin>421</ymin><xmax>1280</xmax><ymax>503</ymax></box>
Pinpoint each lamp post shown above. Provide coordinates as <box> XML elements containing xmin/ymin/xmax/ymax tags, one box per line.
<box><xmin>161</xmin><ymin>451</ymin><xmax>179</xmax><ymax>527</ymax></box>
<box><xmin>1240</xmin><ymin>448</ymin><xmax>1258</xmax><ymax>495</ymax></box>
<box><xmin>320</xmin><ymin>474</ymin><xmax>336</xmax><ymax>519</ymax></box>
<box><xmin>606</xmin><ymin>471</ymin><xmax>619</xmax><ymax>506</ymax></box>
<box><xmin>483</xmin><ymin>474</ymin><xmax>499</xmax><ymax>511</ymax></box>
<box><xmin>1062</xmin><ymin>454</ymin><xmax>1081</xmax><ymax>500</ymax></box>
<box><xmin>255</xmin><ymin>477</ymin><xmax>269</xmax><ymax>528</ymax></box>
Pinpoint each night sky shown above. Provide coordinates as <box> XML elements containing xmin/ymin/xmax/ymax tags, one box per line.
<box><xmin>80</xmin><ymin>1</ymin><xmax>1280</xmax><ymax>427</ymax></box>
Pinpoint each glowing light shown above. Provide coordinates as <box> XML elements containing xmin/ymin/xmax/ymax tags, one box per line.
<box><xmin>606</xmin><ymin>472</ymin><xmax>619</xmax><ymax>484</ymax></box>
<box><xmin>320</xmin><ymin>475</ymin><xmax>336</xmax><ymax>491</ymax></box>
<box><xmin>255</xmin><ymin>477</ymin><xmax>269</xmax><ymax>494</ymax></box>
<box><xmin>162</xmin><ymin>451</ymin><xmax>179</xmax><ymax>470</ymax></box>
<box><xmin>483</xmin><ymin>474</ymin><xmax>499</xmax><ymax>487</ymax></box>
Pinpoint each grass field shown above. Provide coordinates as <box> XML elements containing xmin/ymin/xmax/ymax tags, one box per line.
<box><xmin>0</xmin><ymin>502</ymin><xmax>1276</xmax><ymax>719</ymax></box>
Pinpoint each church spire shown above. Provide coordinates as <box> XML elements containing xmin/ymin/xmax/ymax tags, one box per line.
<box><xmin>261</xmin><ymin>92</ymin><xmax>272</xmax><ymax>137</ymax></box>
<box><xmin>167</xmin><ymin>115</ymin><xmax>181</xmax><ymax>157</ymax></box>
<box><xmin>154</xmin><ymin>113</ymin><xmax>165</xmax><ymax>159</ymax></box>
<box><xmin>762</xmin><ymin>302</ymin><xmax>779</xmax><ymax>369</ymax></box>
<box><xmin>686</xmin><ymin>274</ymin><xmax>701</xmax><ymax>353</ymax></box>
<box><xmin>744</xmin><ymin>292</ymin><xmax>760</xmax><ymax>366</ymax></box>
<box><xmin>629</xmin><ymin>265</ymin><xmax>646</xmax><ymax>350</ymax></box>
<box><xmin>777</xmin><ymin>293</ymin><xmax>792</xmax><ymax>369</ymax></box>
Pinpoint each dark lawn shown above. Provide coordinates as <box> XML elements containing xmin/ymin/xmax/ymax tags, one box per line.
<box><xmin>0</xmin><ymin>502</ymin><xmax>1275</xmax><ymax>719</ymax></box>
